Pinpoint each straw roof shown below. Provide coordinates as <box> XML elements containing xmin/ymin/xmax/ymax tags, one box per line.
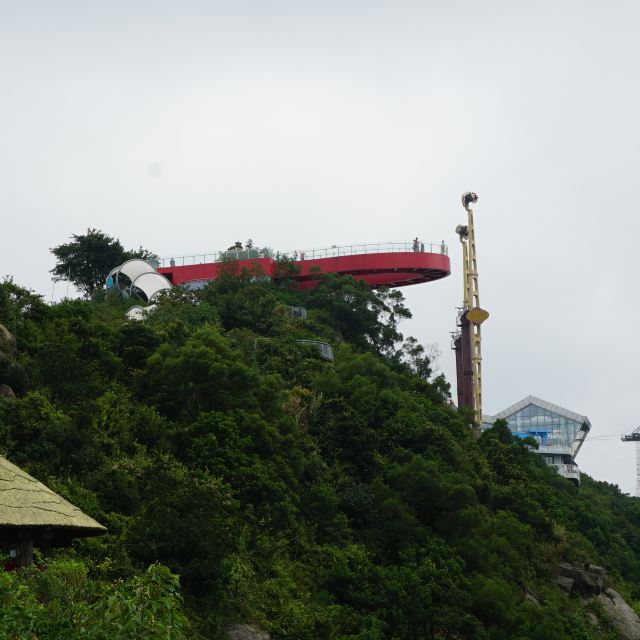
<box><xmin>0</xmin><ymin>456</ymin><xmax>106</xmax><ymax>534</ymax></box>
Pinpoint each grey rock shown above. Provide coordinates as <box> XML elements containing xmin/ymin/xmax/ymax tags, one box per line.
<box><xmin>586</xmin><ymin>611</ymin><xmax>600</xmax><ymax>628</ymax></box>
<box><xmin>577</xmin><ymin>571</ymin><xmax>604</xmax><ymax>596</ymax></box>
<box><xmin>556</xmin><ymin>563</ymin><xmax>640</xmax><ymax>639</ymax></box>
<box><xmin>524</xmin><ymin>587</ymin><xmax>541</xmax><ymax>607</ymax></box>
<box><xmin>553</xmin><ymin>575</ymin><xmax>574</xmax><ymax>594</ymax></box>
<box><xmin>586</xmin><ymin>564</ymin><xmax>607</xmax><ymax>580</ymax></box>
<box><xmin>228</xmin><ymin>623</ymin><xmax>270</xmax><ymax>640</ymax></box>
<box><xmin>558</xmin><ymin>562</ymin><xmax>581</xmax><ymax>579</ymax></box>
<box><xmin>597</xmin><ymin>589</ymin><xmax>640</xmax><ymax>640</ymax></box>
<box><xmin>557</xmin><ymin>562</ymin><xmax>605</xmax><ymax>596</ymax></box>
<box><xmin>0</xmin><ymin>324</ymin><xmax>16</xmax><ymax>358</ymax></box>
<box><xmin>0</xmin><ymin>384</ymin><xmax>15</xmax><ymax>400</ymax></box>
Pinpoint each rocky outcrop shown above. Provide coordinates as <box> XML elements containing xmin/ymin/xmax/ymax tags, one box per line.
<box><xmin>0</xmin><ymin>324</ymin><xmax>16</xmax><ymax>358</ymax></box>
<box><xmin>228</xmin><ymin>624</ymin><xmax>270</xmax><ymax>640</ymax></box>
<box><xmin>524</xmin><ymin>587</ymin><xmax>541</xmax><ymax>607</ymax></box>
<box><xmin>0</xmin><ymin>324</ymin><xmax>17</xmax><ymax>399</ymax></box>
<box><xmin>554</xmin><ymin>562</ymin><xmax>606</xmax><ymax>596</ymax></box>
<box><xmin>0</xmin><ymin>384</ymin><xmax>16</xmax><ymax>400</ymax></box>
<box><xmin>597</xmin><ymin>589</ymin><xmax>640</xmax><ymax>640</ymax></box>
<box><xmin>554</xmin><ymin>563</ymin><xmax>640</xmax><ymax>640</ymax></box>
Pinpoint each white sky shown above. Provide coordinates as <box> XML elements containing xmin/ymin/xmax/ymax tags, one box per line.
<box><xmin>1</xmin><ymin>1</ymin><xmax>638</xmax><ymax>492</ymax></box>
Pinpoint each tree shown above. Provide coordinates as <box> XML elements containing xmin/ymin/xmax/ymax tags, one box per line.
<box><xmin>126</xmin><ymin>458</ymin><xmax>238</xmax><ymax>596</ymax></box>
<box><xmin>50</xmin><ymin>229</ymin><xmax>157</xmax><ymax>298</ymax></box>
<box><xmin>399</xmin><ymin>337</ymin><xmax>433</xmax><ymax>380</ymax></box>
<box><xmin>0</xmin><ymin>561</ymin><xmax>188</xmax><ymax>639</ymax></box>
<box><xmin>306</xmin><ymin>275</ymin><xmax>411</xmax><ymax>356</ymax></box>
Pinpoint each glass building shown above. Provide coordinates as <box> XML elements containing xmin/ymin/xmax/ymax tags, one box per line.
<box><xmin>482</xmin><ymin>396</ymin><xmax>591</xmax><ymax>484</ymax></box>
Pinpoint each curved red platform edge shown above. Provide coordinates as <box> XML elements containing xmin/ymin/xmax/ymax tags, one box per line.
<box><xmin>158</xmin><ymin>251</ymin><xmax>450</xmax><ymax>290</ymax></box>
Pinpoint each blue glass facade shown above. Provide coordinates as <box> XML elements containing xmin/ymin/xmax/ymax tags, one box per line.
<box><xmin>482</xmin><ymin>396</ymin><xmax>590</xmax><ymax>485</ymax></box>
<box><xmin>503</xmin><ymin>404</ymin><xmax>585</xmax><ymax>453</ymax></box>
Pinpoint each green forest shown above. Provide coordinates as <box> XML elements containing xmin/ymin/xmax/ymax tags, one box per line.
<box><xmin>1</xmin><ymin>259</ymin><xmax>640</xmax><ymax>639</ymax></box>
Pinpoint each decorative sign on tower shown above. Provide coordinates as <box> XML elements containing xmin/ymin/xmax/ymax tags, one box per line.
<box><xmin>452</xmin><ymin>192</ymin><xmax>489</xmax><ymax>423</ymax></box>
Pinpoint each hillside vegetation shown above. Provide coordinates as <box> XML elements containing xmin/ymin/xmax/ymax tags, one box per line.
<box><xmin>0</xmin><ymin>268</ymin><xmax>639</xmax><ymax>639</ymax></box>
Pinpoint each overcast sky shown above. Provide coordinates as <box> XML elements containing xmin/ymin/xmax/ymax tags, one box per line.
<box><xmin>1</xmin><ymin>1</ymin><xmax>638</xmax><ymax>492</ymax></box>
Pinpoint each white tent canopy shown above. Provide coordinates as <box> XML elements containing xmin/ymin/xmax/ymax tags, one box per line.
<box><xmin>126</xmin><ymin>304</ymin><xmax>158</xmax><ymax>321</ymax></box>
<box><xmin>118</xmin><ymin>259</ymin><xmax>156</xmax><ymax>285</ymax></box>
<box><xmin>125</xmin><ymin>306</ymin><xmax>146</xmax><ymax>321</ymax></box>
<box><xmin>106</xmin><ymin>259</ymin><xmax>172</xmax><ymax>316</ymax></box>
<box><xmin>106</xmin><ymin>259</ymin><xmax>158</xmax><ymax>289</ymax></box>
<box><xmin>130</xmin><ymin>272</ymin><xmax>171</xmax><ymax>301</ymax></box>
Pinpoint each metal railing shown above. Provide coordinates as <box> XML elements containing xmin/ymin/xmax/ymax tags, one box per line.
<box><xmin>158</xmin><ymin>241</ymin><xmax>448</xmax><ymax>269</ymax></box>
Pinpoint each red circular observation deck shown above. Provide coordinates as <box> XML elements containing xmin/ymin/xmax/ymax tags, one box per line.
<box><xmin>157</xmin><ymin>241</ymin><xmax>450</xmax><ymax>290</ymax></box>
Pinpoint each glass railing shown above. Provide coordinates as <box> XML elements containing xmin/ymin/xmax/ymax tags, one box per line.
<box><xmin>297</xmin><ymin>340</ymin><xmax>334</xmax><ymax>361</ymax></box>
<box><xmin>285</xmin><ymin>241</ymin><xmax>448</xmax><ymax>261</ymax></box>
<box><xmin>158</xmin><ymin>241</ymin><xmax>448</xmax><ymax>269</ymax></box>
<box><xmin>158</xmin><ymin>249</ymin><xmax>268</xmax><ymax>269</ymax></box>
<box><xmin>538</xmin><ymin>441</ymin><xmax>573</xmax><ymax>455</ymax></box>
<box><xmin>554</xmin><ymin>463</ymin><xmax>581</xmax><ymax>481</ymax></box>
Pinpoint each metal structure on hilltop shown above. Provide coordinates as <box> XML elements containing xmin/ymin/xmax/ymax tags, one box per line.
<box><xmin>621</xmin><ymin>427</ymin><xmax>640</xmax><ymax>496</ymax></box>
<box><xmin>452</xmin><ymin>192</ymin><xmax>489</xmax><ymax>423</ymax></box>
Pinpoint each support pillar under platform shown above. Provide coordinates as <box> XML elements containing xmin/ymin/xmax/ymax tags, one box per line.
<box><xmin>455</xmin><ymin>315</ymin><xmax>475</xmax><ymax>414</ymax></box>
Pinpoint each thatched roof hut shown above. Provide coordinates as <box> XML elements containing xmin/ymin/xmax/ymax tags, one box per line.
<box><xmin>0</xmin><ymin>456</ymin><xmax>106</xmax><ymax>566</ymax></box>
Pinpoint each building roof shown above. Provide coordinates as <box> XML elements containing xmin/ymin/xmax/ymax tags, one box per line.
<box><xmin>485</xmin><ymin>395</ymin><xmax>591</xmax><ymax>431</ymax></box>
<box><xmin>0</xmin><ymin>456</ymin><xmax>106</xmax><ymax>534</ymax></box>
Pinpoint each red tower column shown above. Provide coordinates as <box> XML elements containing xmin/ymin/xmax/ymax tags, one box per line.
<box><xmin>454</xmin><ymin>314</ymin><xmax>474</xmax><ymax>412</ymax></box>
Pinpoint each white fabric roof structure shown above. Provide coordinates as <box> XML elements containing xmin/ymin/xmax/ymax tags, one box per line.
<box><xmin>126</xmin><ymin>306</ymin><xmax>146</xmax><ymax>321</ymax></box>
<box><xmin>126</xmin><ymin>304</ymin><xmax>158</xmax><ymax>321</ymax></box>
<box><xmin>106</xmin><ymin>259</ymin><xmax>155</xmax><ymax>289</ymax></box>
<box><xmin>117</xmin><ymin>259</ymin><xmax>156</xmax><ymax>285</ymax></box>
<box><xmin>130</xmin><ymin>272</ymin><xmax>171</xmax><ymax>302</ymax></box>
<box><xmin>106</xmin><ymin>259</ymin><xmax>171</xmax><ymax>318</ymax></box>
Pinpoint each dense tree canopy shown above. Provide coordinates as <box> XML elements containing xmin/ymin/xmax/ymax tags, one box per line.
<box><xmin>0</xmin><ymin>270</ymin><xmax>638</xmax><ymax>639</ymax></box>
<box><xmin>50</xmin><ymin>228</ymin><xmax>157</xmax><ymax>297</ymax></box>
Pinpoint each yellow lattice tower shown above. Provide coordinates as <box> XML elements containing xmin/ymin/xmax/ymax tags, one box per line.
<box><xmin>456</xmin><ymin>192</ymin><xmax>489</xmax><ymax>423</ymax></box>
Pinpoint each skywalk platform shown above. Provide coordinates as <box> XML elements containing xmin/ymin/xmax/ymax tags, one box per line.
<box><xmin>157</xmin><ymin>241</ymin><xmax>451</xmax><ymax>290</ymax></box>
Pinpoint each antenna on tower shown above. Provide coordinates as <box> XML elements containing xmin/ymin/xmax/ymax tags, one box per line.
<box><xmin>621</xmin><ymin>427</ymin><xmax>640</xmax><ymax>496</ymax></box>
<box><xmin>452</xmin><ymin>192</ymin><xmax>489</xmax><ymax>424</ymax></box>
